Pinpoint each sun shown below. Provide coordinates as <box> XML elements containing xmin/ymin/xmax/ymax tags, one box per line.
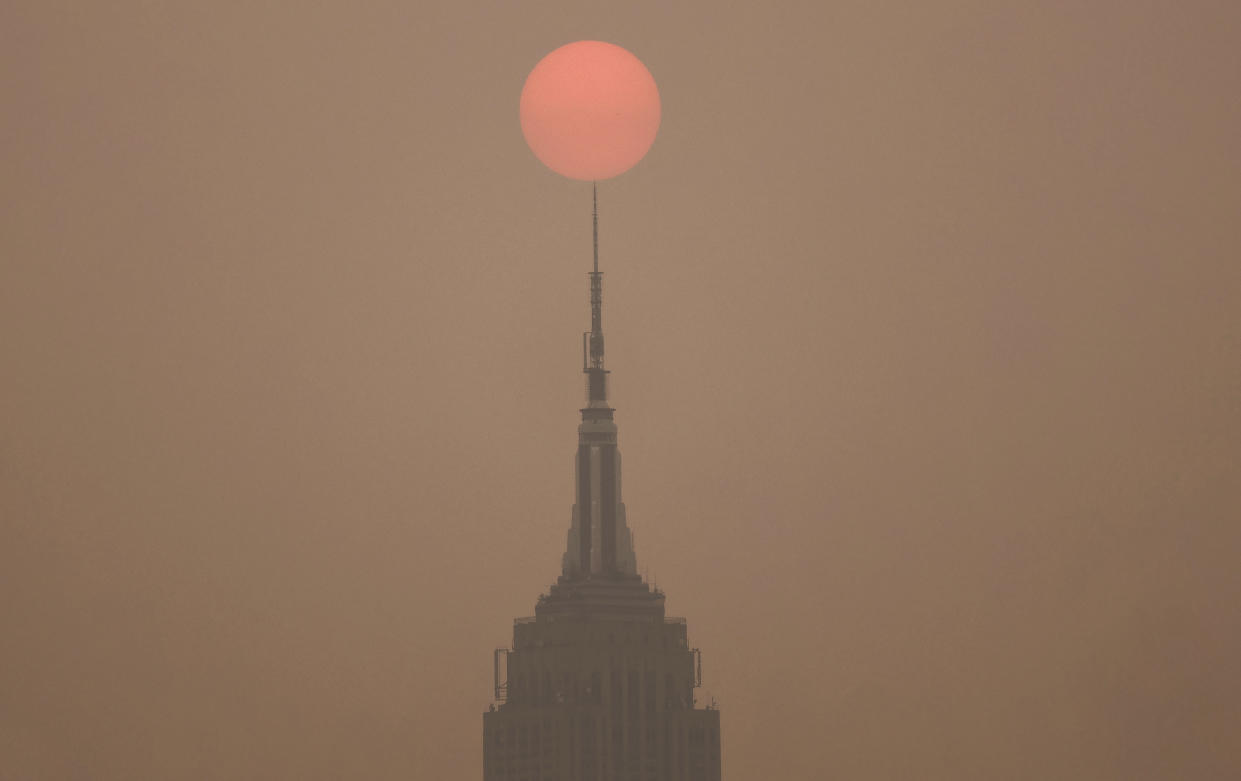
<box><xmin>519</xmin><ymin>41</ymin><xmax>661</xmax><ymax>181</ymax></box>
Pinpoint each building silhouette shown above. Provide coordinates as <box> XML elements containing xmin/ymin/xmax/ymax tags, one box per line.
<box><xmin>483</xmin><ymin>187</ymin><xmax>721</xmax><ymax>781</ymax></box>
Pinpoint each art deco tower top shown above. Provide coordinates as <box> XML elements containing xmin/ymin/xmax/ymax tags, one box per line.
<box><xmin>560</xmin><ymin>183</ymin><xmax>641</xmax><ymax>582</ymax></box>
<box><xmin>482</xmin><ymin>184</ymin><xmax>720</xmax><ymax>780</ymax></box>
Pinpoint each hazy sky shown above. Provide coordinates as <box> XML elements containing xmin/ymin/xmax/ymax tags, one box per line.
<box><xmin>3</xmin><ymin>2</ymin><xmax>1239</xmax><ymax>779</ymax></box>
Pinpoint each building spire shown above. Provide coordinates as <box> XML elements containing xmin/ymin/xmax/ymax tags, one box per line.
<box><xmin>561</xmin><ymin>181</ymin><xmax>638</xmax><ymax>580</ymax></box>
<box><xmin>584</xmin><ymin>181</ymin><xmax>607</xmax><ymax>404</ymax></box>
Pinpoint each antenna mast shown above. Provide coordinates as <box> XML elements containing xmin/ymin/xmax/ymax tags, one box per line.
<box><xmin>583</xmin><ymin>182</ymin><xmax>608</xmax><ymax>403</ymax></box>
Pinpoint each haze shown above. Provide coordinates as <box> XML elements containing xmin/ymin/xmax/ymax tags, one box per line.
<box><xmin>2</xmin><ymin>2</ymin><xmax>1239</xmax><ymax>779</ymax></box>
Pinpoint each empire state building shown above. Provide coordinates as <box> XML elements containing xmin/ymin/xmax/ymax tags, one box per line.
<box><xmin>483</xmin><ymin>188</ymin><xmax>722</xmax><ymax>781</ymax></box>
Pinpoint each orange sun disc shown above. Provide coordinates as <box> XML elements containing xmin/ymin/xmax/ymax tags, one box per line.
<box><xmin>519</xmin><ymin>41</ymin><xmax>661</xmax><ymax>181</ymax></box>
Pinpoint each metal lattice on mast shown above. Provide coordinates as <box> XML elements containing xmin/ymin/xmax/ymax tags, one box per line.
<box><xmin>584</xmin><ymin>182</ymin><xmax>608</xmax><ymax>404</ymax></box>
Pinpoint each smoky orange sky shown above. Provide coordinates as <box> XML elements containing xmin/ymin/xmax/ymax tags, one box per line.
<box><xmin>2</xmin><ymin>2</ymin><xmax>1239</xmax><ymax>779</ymax></box>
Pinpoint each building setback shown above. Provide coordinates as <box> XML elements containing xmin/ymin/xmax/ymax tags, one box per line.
<box><xmin>483</xmin><ymin>187</ymin><xmax>721</xmax><ymax>781</ymax></box>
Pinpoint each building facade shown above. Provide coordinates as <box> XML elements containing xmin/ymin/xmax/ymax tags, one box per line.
<box><xmin>483</xmin><ymin>189</ymin><xmax>721</xmax><ymax>781</ymax></box>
